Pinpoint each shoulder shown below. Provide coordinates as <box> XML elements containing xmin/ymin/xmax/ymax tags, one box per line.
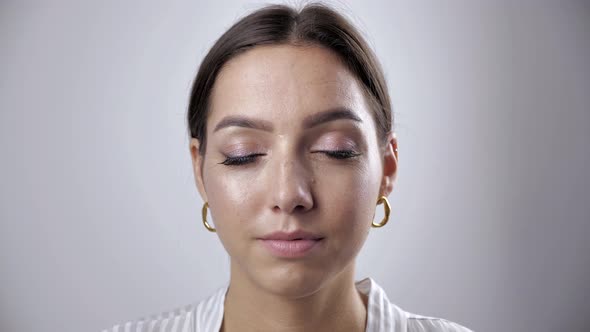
<box><xmin>100</xmin><ymin>285</ymin><xmax>227</xmax><ymax>332</ymax></box>
<box><xmin>405</xmin><ymin>312</ymin><xmax>474</xmax><ymax>332</ymax></box>
<box><xmin>100</xmin><ymin>303</ymin><xmax>196</xmax><ymax>332</ymax></box>
<box><xmin>358</xmin><ymin>277</ymin><xmax>473</xmax><ymax>332</ymax></box>
<box><xmin>194</xmin><ymin>284</ymin><xmax>227</xmax><ymax>331</ymax></box>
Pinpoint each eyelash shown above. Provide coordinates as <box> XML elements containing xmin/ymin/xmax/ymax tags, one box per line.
<box><xmin>219</xmin><ymin>153</ymin><xmax>265</xmax><ymax>166</ymax></box>
<box><xmin>219</xmin><ymin>150</ymin><xmax>361</xmax><ymax>166</ymax></box>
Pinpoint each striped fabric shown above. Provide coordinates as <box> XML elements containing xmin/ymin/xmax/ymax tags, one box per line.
<box><xmin>102</xmin><ymin>277</ymin><xmax>473</xmax><ymax>332</ymax></box>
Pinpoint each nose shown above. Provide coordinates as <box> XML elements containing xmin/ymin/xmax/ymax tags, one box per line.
<box><xmin>270</xmin><ymin>157</ymin><xmax>314</xmax><ymax>215</ymax></box>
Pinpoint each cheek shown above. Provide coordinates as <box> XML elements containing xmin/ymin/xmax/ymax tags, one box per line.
<box><xmin>202</xmin><ymin>164</ymin><xmax>259</xmax><ymax>255</ymax></box>
<box><xmin>314</xmin><ymin>157</ymin><xmax>382</xmax><ymax>214</ymax></box>
<box><xmin>315</xmin><ymin>159</ymin><xmax>382</xmax><ymax>255</ymax></box>
<box><xmin>203</xmin><ymin>155</ymin><xmax>258</xmax><ymax>218</ymax></box>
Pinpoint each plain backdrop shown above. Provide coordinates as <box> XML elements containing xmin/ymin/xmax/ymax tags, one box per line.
<box><xmin>1</xmin><ymin>1</ymin><xmax>589</xmax><ymax>331</ymax></box>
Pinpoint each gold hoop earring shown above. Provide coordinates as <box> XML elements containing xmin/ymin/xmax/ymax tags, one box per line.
<box><xmin>202</xmin><ymin>202</ymin><xmax>216</xmax><ymax>232</ymax></box>
<box><xmin>372</xmin><ymin>195</ymin><xmax>391</xmax><ymax>228</ymax></box>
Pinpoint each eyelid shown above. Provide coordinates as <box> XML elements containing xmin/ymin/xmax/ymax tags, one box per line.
<box><xmin>223</xmin><ymin>146</ymin><xmax>263</xmax><ymax>156</ymax></box>
<box><xmin>311</xmin><ymin>134</ymin><xmax>360</xmax><ymax>151</ymax></box>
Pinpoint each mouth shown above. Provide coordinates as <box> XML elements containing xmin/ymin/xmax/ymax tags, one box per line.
<box><xmin>258</xmin><ymin>230</ymin><xmax>324</xmax><ymax>241</ymax></box>
<box><xmin>257</xmin><ymin>230</ymin><xmax>325</xmax><ymax>258</ymax></box>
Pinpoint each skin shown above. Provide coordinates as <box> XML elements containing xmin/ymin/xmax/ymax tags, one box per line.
<box><xmin>189</xmin><ymin>44</ymin><xmax>398</xmax><ymax>332</ymax></box>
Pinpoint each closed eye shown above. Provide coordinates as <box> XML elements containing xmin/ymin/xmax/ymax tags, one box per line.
<box><xmin>219</xmin><ymin>153</ymin><xmax>265</xmax><ymax>166</ymax></box>
<box><xmin>219</xmin><ymin>150</ymin><xmax>361</xmax><ymax>167</ymax></box>
<box><xmin>313</xmin><ymin>150</ymin><xmax>361</xmax><ymax>159</ymax></box>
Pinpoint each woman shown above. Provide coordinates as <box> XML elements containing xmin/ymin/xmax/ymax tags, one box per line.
<box><xmin>104</xmin><ymin>3</ymin><xmax>473</xmax><ymax>332</ymax></box>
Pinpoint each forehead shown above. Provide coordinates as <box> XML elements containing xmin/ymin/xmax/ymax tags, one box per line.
<box><xmin>208</xmin><ymin>44</ymin><xmax>372</xmax><ymax>127</ymax></box>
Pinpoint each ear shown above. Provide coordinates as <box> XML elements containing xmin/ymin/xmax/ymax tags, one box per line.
<box><xmin>379</xmin><ymin>132</ymin><xmax>398</xmax><ymax>197</ymax></box>
<box><xmin>189</xmin><ymin>138</ymin><xmax>208</xmax><ymax>202</ymax></box>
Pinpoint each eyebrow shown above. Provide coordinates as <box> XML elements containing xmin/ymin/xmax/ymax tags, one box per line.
<box><xmin>302</xmin><ymin>107</ymin><xmax>362</xmax><ymax>129</ymax></box>
<box><xmin>213</xmin><ymin>116</ymin><xmax>273</xmax><ymax>132</ymax></box>
<box><xmin>213</xmin><ymin>107</ymin><xmax>362</xmax><ymax>133</ymax></box>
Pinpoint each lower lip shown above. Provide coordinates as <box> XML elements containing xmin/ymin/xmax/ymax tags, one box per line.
<box><xmin>258</xmin><ymin>239</ymin><xmax>323</xmax><ymax>258</ymax></box>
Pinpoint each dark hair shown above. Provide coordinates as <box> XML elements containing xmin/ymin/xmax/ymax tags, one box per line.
<box><xmin>187</xmin><ymin>2</ymin><xmax>393</xmax><ymax>156</ymax></box>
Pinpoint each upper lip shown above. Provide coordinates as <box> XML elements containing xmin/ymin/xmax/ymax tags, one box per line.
<box><xmin>258</xmin><ymin>230</ymin><xmax>324</xmax><ymax>241</ymax></box>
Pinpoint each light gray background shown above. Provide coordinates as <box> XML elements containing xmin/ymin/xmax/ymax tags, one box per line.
<box><xmin>1</xmin><ymin>1</ymin><xmax>589</xmax><ymax>331</ymax></box>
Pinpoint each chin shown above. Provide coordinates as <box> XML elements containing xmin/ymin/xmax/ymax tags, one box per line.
<box><xmin>251</xmin><ymin>263</ymin><xmax>330</xmax><ymax>299</ymax></box>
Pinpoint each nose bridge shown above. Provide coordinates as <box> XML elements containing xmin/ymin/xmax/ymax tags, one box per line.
<box><xmin>271</xmin><ymin>147</ymin><xmax>314</xmax><ymax>214</ymax></box>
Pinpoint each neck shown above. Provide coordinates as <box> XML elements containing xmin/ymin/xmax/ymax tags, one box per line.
<box><xmin>221</xmin><ymin>261</ymin><xmax>368</xmax><ymax>332</ymax></box>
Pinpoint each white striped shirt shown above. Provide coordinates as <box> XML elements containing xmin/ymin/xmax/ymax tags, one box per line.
<box><xmin>102</xmin><ymin>277</ymin><xmax>473</xmax><ymax>332</ymax></box>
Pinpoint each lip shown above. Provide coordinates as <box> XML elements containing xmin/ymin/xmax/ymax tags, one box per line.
<box><xmin>258</xmin><ymin>230</ymin><xmax>324</xmax><ymax>241</ymax></box>
<box><xmin>257</xmin><ymin>230</ymin><xmax>324</xmax><ymax>258</ymax></box>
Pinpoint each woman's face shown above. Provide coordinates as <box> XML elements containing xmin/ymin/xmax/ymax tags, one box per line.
<box><xmin>190</xmin><ymin>44</ymin><xmax>397</xmax><ymax>297</ymax></box>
